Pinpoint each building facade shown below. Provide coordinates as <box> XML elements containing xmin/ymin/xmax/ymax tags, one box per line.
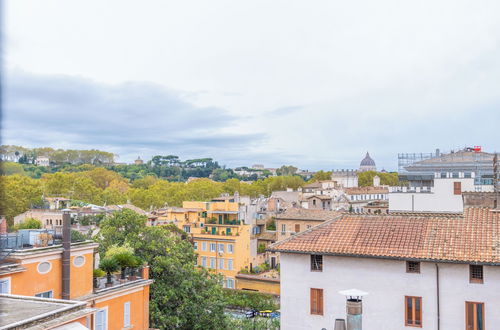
<box><xmin>0</xmin><ymin>232</ymin><xmax>152</xmax><ymax>330</ymax></box>
<box><xmin>270</xmin><ymin>208</ymin><xmax>499</xmax><ymax>330</ymax></box>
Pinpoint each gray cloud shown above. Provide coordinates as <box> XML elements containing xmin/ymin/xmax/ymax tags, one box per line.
<box><xmin>3</xmin><ymin>71</ymin><xmax>266</xmax><ymax>162</ymax></box>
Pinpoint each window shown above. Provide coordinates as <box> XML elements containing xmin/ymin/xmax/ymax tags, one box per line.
<box><xmin>37</xmin><ymin>261</ymin><xmax>52</xmax><ymax>274</ymax></box>
<box><xmin>219</xmin><ymin>258</ymin><xmax>225</xmax><ymax>270</ymax></box>
<box><xmin>281</xmin><ymin>224</ymin><xmax>286</xmax><ymax>235</ymax></box>
<box><xmin>218</xmin><ymin>243</ymin><xmax>225</xmax><ymax>253</ymax></box>
<box><xmin>226</xmin><ymin>278</ymin><xmax>234</xmax><ymax>289</ymax></box>
<box><xmin>228</xmin><ymin>244</ymin><xmax>234</xmax><ymax>254</ymax></box>
<box><xmin>183</xmin><ymin>225</ymin><xmax>190</xmax><ymax>233</ymax></box>
<box><xmin>95</xmin><ymin>308</ymin><xmax>108</xmax><ymax>330</ymax></box>
<box><xmin>194</xmin><ymin>242</ymin><xmax>198</xmax><ymax>250</ymax></box>
<box><xmin>35</xmin><ymin>290</ymin><xmax>53</xmax><ymax>298</ymax></box>
<box><xmin>0</xmin><ymin>278</ymin><xmax>10</xmax><ymax>294</ymax></box>
<box><xmin>466</xmin><ymin>301</ymin><xmax>484</xmax><ymax>330</ymax></box>
<box><xmin>210</xmin><ymin>257</ymin><xmax>216</xmax><ymax>269</ymax></box>
<box><xmin>73</xmin><ymin>255</ymin><xmax>85</xmax><ymax>267</ymax></box>
<box><xmin>227</xmin><ymin>259</ymin><xmax>233</xmax><ymax>270</ymax></box>
<box><xmin>210</xmin><ymin>243</ymin><xmax>217</xmax><ymax>252</ymax></box>
<box><xmin>123</xmin><ymin>302</ymin><xmax>131</xmax><ymax>328</ymax></box>
<box><xmin>405</xmin><ymin>296</ymin><xmax>422</xmax><ymax>327</ymax></box>
<box><xmin>312</xmin><ymin>199</ymin><xmax>316</xmax><ymax>206</ymax></box>
<box><xmin>454</xmin><ymin>182</ymin><xmax>462</xmax><ymax>195</ymax></box>
<box><xmin>406</xmin><ymin>261</ymin><xmax>420</xmax><ymax>274</ymax></box>
<box><xmin>202</xmin><ymin>242</ymin><xmax>207</xmax><ymax>251</ymax></box>
<box><xmin>295</xmin><ymin>224</ymin><xmax>300</xmax><ymax>233</ymax></box>
<box><xmin>201</xmin><ymin>256</ymin><xmax>207</xmax><ymax>267</ymax></box>
<box><xmin>310</xmin><ymin>288</ymin><xmax>324</xmax><ymax>315</ymax></box>
<box><xmin>470</xmin><ymin>265</ymin><xmax>483</xmax><ymax>284</ymax></box>
<box><xmin>307</xmin><ymin>225</ymin><xmax>312</xmax><ymax>229</ymax></box>
<box><xmin>311</xmin><ymin>255</ymin><xmax>323</xmax><ymax>272</ymax></box>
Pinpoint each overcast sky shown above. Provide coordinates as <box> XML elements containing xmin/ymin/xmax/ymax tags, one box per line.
<box><xmin>3</xmin><ymin>0</ymin><xmax>500</xmax><ymax>171</ymax></box>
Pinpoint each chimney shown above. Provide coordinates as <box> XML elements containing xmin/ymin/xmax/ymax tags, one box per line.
<box><xmin>340</xmin><ymin>289</ymin><xmax>368</xmax><ymax>330</ymax></box>
<box><xmin>334</xmin><ymin>319</ymin><xmax>346</xmax><ymax>330</ymax></box>
<box><xmin>62</xmin><ymin>209</ymin><xmax>71</xmax><ymax>300</ymax></box>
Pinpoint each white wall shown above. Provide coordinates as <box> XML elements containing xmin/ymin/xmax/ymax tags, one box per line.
<box><xmin>280</xmin><ymin>253</ymin><xmax>500</xmax><ymax>330</ymax></box>
<box><xmin>389</xmin><ymin>177</ymin><xmax>476</xmax><ymax>213</ymax></box>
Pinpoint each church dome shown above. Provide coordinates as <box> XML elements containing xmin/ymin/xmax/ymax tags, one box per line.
<box><xmin>360</xmin><ymin>152</ymin><xmax>376</xmax><ymax>167</ymax></box>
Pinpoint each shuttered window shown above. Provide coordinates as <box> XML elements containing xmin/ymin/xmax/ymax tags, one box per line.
<box><xmin>95</xmin><ymin>308</ymin><xmax>107</xmax><ymax>330</ymax></box>
<box><xmin>454</xmin><ymin>182</ymin><xmax>462</xmax><ymax>195</ymax></box>
<box><xmin>124</xmin><ymin>302</ymin><xmax>131</xmax><ymax>328</ymax></box>
<box><xmin>295</xmin><ymin>224</ymin><xmax>300</xmax><ymax>233</ymax></box>
<box><xmin>405</xmin><ymin>296</ymin><xmax>422</xmax><ymax>327</ymax></box>
<box><xmin>0</xmin><ymin>279</ymin><xmax>10</xmax><ymax>294</ymax></box>
<box><xmin>466</xmin><ymin>301</ymin><xmax>484</xmax><ymax>330</ymax></box>
<box><xmin>310</xmin><ymin>288</ymin><xmax>324</xmax><ymax>315</ymax></box>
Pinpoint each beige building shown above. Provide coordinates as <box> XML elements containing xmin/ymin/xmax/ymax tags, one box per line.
<box><xmin>275</xmin><ymin>208</ymin><xmax>340</xmax><ymax>240</ymax></box>
<box><xmin>14</xmin><ymin>209</ymin><xmax>64</xmax><ymax>229</ymax></box>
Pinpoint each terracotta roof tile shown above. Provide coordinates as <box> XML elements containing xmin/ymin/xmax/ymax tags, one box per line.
<box><xmin>269</xmin><ymin>208</ymin><xmax>500</xmax><ymax>264</ymax></box>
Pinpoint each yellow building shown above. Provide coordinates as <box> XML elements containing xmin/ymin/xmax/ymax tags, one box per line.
<box><xmin>153</xmin><ymin>200</ymin><xmax>253</xmax><ymax>289</ymax></box>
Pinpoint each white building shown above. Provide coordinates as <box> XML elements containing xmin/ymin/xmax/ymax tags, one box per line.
<box><xmin>35</xmin><ymin>156</ymin><xmax>50</xmax><ymax>166</ymax></box>
<box><xmin>389</xmin><ymin>172</ymin><xmax>494</xmax><ymax>213</ymax></box>
<box><xmin>331</xmin><ymin>170</ymin><xmax>358</xmax><ymax>188</ymax></box>
<box><xmin>269</xmin><ymin>208</ymin><xmax>499</xmax><ymax>330</ymax></box>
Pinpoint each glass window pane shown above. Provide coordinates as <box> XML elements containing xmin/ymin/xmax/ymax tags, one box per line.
<box><xmin>477</xmin><ymin>304</ymin><xmax>483</xmax><ymax>330</ymax></box>
<box><xmin>406</xmin><ymin>297</ymin><xmax>413</xmax><ymax>323</ymax></box>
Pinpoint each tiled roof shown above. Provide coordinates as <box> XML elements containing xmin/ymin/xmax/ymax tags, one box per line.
<box><xmin>269</xmin><ymin>208</ymin><xmax>500</xmax><ymax>264</ymax></box>
<box><xmin>275</xmin><ymin>208</ymin><xmax>341</xmax><ymax>221</ymax></box>
<box><xmin>306</xmin><ymin>195</ymin><xmax>333</xmax><ymax>200</ymax></box>
<box><xmin>257</xmin><ymin>231</ymin><xmax>277</xmax><ymax>241</ymax></box>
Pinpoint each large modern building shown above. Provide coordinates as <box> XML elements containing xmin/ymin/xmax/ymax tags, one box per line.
<box><xmin>270</xmin><ymin>208</ymin><xmax>500</xmax><ymax>330</ymax></box>
<box><xmin>399</xmin><ymin>147</ymin><xmax>495</xmax><ymax>189</ymax></box>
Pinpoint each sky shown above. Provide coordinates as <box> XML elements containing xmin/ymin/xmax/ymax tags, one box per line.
<box><xmin>3</xmin><ymin>0</ymin><xmax>500</xmax><ymax>171</ymax></box>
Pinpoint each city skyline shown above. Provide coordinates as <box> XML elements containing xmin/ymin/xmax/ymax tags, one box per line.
<box><xmin>3</xmin><ymin>0</ymin><xmax>500</xmax><ymax>170</ymax></box>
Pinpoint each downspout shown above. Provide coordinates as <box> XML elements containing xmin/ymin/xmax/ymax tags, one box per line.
<box><xmin>435</xmin><ymin>263</ymin><xmax>440</xmax><ymax>330</ymax></box>
<box><xmin>62</xmin><ymin>210</ymin><xmax>71</xmax><ymax>300</ymax></box>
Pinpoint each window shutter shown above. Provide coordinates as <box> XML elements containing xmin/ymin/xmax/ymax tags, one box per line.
<box><xmin>318</xmin><ymin>289</ymin><xmax>324</xmax><ymax>315</ymax></box>
<box><xmin>454</xmin><ymin>182</ymin><xmax>461</xmax><ymax>195</ymax></box>
<box><xmin>124</xmin><ymin>302</ymin><xmax>131</xmax><ymax>327</ymax></box>
<box><xmin>310</xmin><ymin>289</ymin><xmax>316</xmax><ymax>314</ymax></box>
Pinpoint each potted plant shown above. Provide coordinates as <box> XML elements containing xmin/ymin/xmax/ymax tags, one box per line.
<box><xmin>99</xmin><ymin>257</ymin><xmax>118</xmax><ymax>287</ymax></box>
<box><xmin>113</xmin><ymin>251</ymin><xmax>136</xmax><ymax>280</ymax></box>
<box><xmin>93</xmin><ymin>268</ymin><xmax>105</xmax><ymax>288</ymax></box>
<box><xmin>128</xmin><ymin>257</ymin><xmax>142</xmax><ymax>281</ymax></box>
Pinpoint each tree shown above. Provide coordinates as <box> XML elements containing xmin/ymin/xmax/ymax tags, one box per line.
<box><xmin>358</xmin><ymin>171</ymin><xmax>399</xmax><ymax>187</ymax></box>
<box><xmin>135</xmin><ymin>227</ymin><xmax>227</xmax><ymax>329</ymax></box>
<box><xmin>276</xmin><ymin>165</ymin><xmax>298</xmax><ymax>176</ymax></box>
<box><xmin>0</xmin><ymin>162</ymin><xmax>26</xmax><ymax>176</ymax></box>
<box><xmin>96</xmin><ymin>209</ymin><xmax>147</xmax><ymax>255</ymax></box>
<box><xmin>14</xmin><ymin>217</ymin><xmax>42</xmax><ymax>230</ymax></box>
<box><xmin>97</xmin><ymin>211</ymin><xmax>228</xmax><ymax>329</ymax></box>
<box><xmin>0</xmin><ymin>174</ymin><xmax>44</xmax><ymax>225</ymax></box>
<box><xmin>308</xmin><ymin>170</ymin><xmax>332</xmax><ymax>183</ymax></box>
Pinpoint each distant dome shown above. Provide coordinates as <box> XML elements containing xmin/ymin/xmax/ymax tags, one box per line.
<box><xmin>360</xmin><ymin>152</ymin><xmax>376</xmax><ymax>167</ymax></box>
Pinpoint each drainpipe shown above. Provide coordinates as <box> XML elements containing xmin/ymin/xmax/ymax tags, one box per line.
<box><xmin>62</xmin><ymin>209</ymin><xmax>71</xmax><ymax>300</ymax></box>
<box><xmin>435</xmin><ymin>264</ymin><xmax>440</xmax><ymax>330</ymax></box>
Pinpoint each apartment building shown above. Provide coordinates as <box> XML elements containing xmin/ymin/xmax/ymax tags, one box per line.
<box><xmin>269</xmin><ymin>208</ymin><xmax>500</xmax><ymax>330</ymax></box>
<box><xmin>275</xmin><ymin>208</ymin><xmax>340</xmax><ymax>240</ymax></box>
<box><xmin>345</xmin><ymin>186</ymin><xmax>388</xmax><ymax>213</ymax></box>
<box><xmin>151</xmin><ymin>200</ymin><xmax>252</xmax><ymax>289</ymax></box>
<box><xmin>0</xmin><ymin>216</ymin><xmax>152</xmax><ymax>330</ymax></box>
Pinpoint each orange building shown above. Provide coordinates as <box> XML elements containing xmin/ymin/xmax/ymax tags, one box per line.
<box><xmin>0</xmin><ymin>228</ymin><xmax>152</xmax><ymax>329</ymax></box>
